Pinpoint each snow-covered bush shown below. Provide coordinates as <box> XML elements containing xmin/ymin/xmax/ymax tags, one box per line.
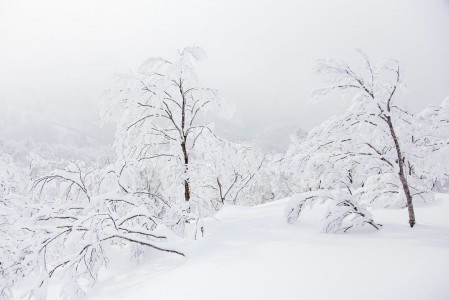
<box><xmin>285</xmin><ymin>190</ymin><xmax>380</xmax><ymax>233</ymax></box>
<box><xmin>321</xmin><ymin>193</ymin><xmax>381</xmax><ymax>233</ymax></box>
<box><xmin>1</xmin><ymin>159</ymin><xmax>184</xmax><ymax>298</ymax></box>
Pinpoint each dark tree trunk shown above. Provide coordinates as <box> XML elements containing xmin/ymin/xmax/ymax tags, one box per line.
<box><xmin>179</xmin><ymin>80</ymin><xmax>190</xmax><ymax>202</ymax></box>
<box><xmin>181</xmin><ymin>141</ymin><xmax>190</xmax><ymax>202</ymax></box>
<box><xmin>217</xmin><ymin>177</ymin><xmax>224</xmax><ymax>203</ymax></box>
<box><xmin>385</xmin><ymin>116</ymin><xmax>416</xmax><ymax>227</ymax></box>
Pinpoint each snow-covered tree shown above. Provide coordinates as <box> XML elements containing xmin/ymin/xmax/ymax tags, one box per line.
<box><xmin>101</xmin><ymin>46</ymin><xmax>274</xmax><ymax>235</ymax></box>
<box><xmin>415</xmin><ymin>98</ymin><xmax>449</xmax><ymax>188</ymax></box>
<box><xmin>311</xmin><ymin>51</ymin><xmax>425</xmax><ymax>227</ymax></box>
<box><xmin>285</xmin><ymin>51</ymin><xmax>449</xmax><ymax>230</ymax></box>
<box><xmin>200</xmin><ymin>140</ymin><xmax>270</xmax><ymax>206</ymax></box>
<box><xmin>0</xmin><ymin>153</ymin><xmax>27</xmax><ymax>299</ymax></box>
<box><xmin>102</xmin><ymin>47</ymin><xmax>229</xmax><ymax>207</ymax></box>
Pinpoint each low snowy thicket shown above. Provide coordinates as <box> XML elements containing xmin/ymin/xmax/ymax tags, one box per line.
<box><xmin>284</xmin><ymin>52</ymin><xmax>449</xmax><ymax>231</ymax></box>
<box><xmin>0</xmin><ymin>152</ymin><xmax>188</xmax><ymax>298</ymax></box>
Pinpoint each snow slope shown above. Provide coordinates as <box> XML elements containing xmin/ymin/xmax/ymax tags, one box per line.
<box><xmin>63</xmin><ymin>194</ymin><xmax>449</xmax><ymax>300</ymax></box>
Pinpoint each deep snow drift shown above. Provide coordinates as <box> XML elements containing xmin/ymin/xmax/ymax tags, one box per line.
<box><xmin>50</xmin><ymin>194</ymin><xmax>449</xmax><ymax>300</ymax></box>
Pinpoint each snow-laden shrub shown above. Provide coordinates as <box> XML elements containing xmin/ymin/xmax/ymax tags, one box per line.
<box><xmin>285</xmin><ymin>191</ymin><xmax>381</xmax><ymax>233</ymax></box>
<box><xmin>321</xmin><ymin>193</ymin><xmax>381</xmax><ymax>233</ymax></box>
<box><xmin>285</xmin><ymin>194</ymin><xmax>307</xmax><ymax>224</ymax></box>
<box><xmin>1</xmin><ymin>160</ymin><xmax>185</xmax><ymax>299</ymax></box>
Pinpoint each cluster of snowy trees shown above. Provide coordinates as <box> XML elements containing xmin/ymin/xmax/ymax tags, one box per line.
<box><xmin>1</xmin><ymin>48</ymin><xmax>448</xmax><ymax>298</ymax></box>
<box><xmin>0</xmin><ymin>48</ymin><xmax>277</xmax><ymax>298</ymax></box>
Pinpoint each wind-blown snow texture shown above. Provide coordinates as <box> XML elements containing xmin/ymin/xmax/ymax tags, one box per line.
<box><xmin>54</xmin><ymin>194</ymin><xmax>449</xmax><ymax>300</ymax></box>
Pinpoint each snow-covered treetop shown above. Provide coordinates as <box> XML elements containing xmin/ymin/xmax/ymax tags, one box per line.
<box><xmin>101</xmin><ymin>46</ymin><xmax>232</xmax><ymax>160</ymax></box>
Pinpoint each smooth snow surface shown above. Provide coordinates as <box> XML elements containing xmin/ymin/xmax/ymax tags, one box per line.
<box><xmin>74</xmin><ymin>195</ymin><xmax>448</xmax><ymax>300</ymax></box>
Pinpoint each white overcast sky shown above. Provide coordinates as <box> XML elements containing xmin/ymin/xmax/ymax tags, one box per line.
<box><xmin>1</xmin><ymin>0</ymin><xmax>449</xmax><ymax>151</ymax></box>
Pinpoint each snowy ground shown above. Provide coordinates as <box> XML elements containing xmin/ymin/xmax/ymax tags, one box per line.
<box><xmin>51</xmin><ymin>194</ymin><xmax>449</xmax><ymax>300</ymax></box>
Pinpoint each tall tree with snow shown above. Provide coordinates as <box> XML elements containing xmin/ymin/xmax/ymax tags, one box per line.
<box><xmin>102</xmin><ymin>47</ymin><xmax>228</xmax><ymax>206</ymax></box>
<box><xmin>311</xmin><ymin>51</ymin><xmax>448</xmax><ymax>227</ymax></box>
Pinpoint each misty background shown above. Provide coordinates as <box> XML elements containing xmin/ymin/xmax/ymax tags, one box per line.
<box><xmin>1</xmin><ymin>0</ymin><xmax>449</xmax><ymax>152</ymax></box>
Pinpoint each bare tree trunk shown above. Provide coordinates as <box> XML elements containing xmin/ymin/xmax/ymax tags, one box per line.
<box><xmin>217</xmin><ymin>177</ymin><xmax>224</xmax><ymax>203</ymax></box>
<box><xmin>179</xmin><ymin>79</ymin><xmax>191</xmax><ymax>203</ymax></box>
<box><xmin>385</xmin><ymin>116</ymin><xmax>416</xmax><ymax>227</ymax></box>
<box><xmin>181</xmin><ymin>141</ymin><xmax>190</xmax><ymax>202</ymax></box>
